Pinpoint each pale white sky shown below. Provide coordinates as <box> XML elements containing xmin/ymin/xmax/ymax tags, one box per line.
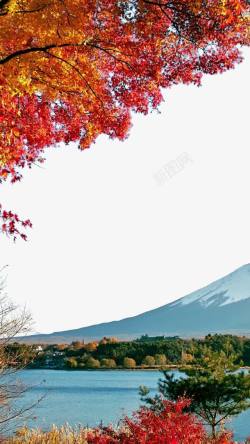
<box><xmin>0</xmin><ymin>49</ymin><xmax>249</xmax><ymax>334</ymax></box>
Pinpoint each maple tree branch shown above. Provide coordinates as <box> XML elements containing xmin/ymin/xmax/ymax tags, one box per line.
<box><xmin>143</xmin><ymin>0</ymin><xmax>170</xmax><ymax>6</ymax></box>
<box><xmin>143</xmin><ymin>0</ymin><xmax>202</xmax><ymax>44</ymax></box>
<box><xmin>0</xmin><ymin>4</ymin><xmax>51</xmax><ymax>15</ymax></box>
<box><xmin>15</xmin><ymin>4</ymin><xmax>51</xmax><ymax>14</ymax></box>
<box><xmin>88</xmin><ymin>43</ymin><xmax>134</xmax><ymax>70</ymax></box>
<box><xmin>0</xmin><ymin>42</ymin><xmax>85</xmax><ymax>65</ymax></box>
<box><xmin>32</xmin><ymin>67</ymin><xmax>83</xmax><ymax>96</ymax></box>
<box><xmin>45</xmin><ymin>50</ymin><xmax>104</xmax><ymax>105</ymax></box>
<box><xmin>0</xmin><ymin>40</ymin><xmax>134</xmax><ymax>70</ymax></box>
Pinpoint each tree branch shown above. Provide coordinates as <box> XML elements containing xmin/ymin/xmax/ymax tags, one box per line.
<box><xmin>45</xmin><ymin>50</ymin><xmax>104</xmax><ymax>105</ymax></box>
<box><xmin>0</xmin><ymin>42</ymin><xmax>79</xmax><ymax>65</ymax></box>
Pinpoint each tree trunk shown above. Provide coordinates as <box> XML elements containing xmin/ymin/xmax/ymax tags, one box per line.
<box><xmin>211</xmin><ymin>422</ymin><xmax>216</xmax><ymax>439</ymax></box>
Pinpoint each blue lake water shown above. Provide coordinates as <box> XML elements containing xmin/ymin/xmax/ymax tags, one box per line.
<box><xmin>14</xmin><ymin>370</ymin><xmax>250</xmax><ymax>440</ymax></box>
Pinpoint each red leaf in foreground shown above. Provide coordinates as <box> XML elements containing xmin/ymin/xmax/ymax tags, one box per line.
<box><xmin>86</xmin><ymin>399</ymin><xmax>237</xmax><ymax>444</ymax></box>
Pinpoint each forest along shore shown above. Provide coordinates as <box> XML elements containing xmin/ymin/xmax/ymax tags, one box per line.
<box><xmin>8</xmin><ymin>333</ymin><xmax>250</xmax><ymax>371</ymax></box>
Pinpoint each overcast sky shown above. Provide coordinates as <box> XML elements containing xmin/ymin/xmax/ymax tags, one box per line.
<box><xmin>0</xmin><ymin>49</ymin><xmax>249</xmax><ymax>334</ymax></box>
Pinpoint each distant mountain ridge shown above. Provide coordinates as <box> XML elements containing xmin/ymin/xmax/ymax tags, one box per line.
<box><xmin>22</xmin><ymin>264</ymin><xmax>250</xmax><ymax>343</ymax></box>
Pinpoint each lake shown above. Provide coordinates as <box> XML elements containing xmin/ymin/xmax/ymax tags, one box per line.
<box><xmin>13</xmin><ymin>369</ymin><xmax>250</xmax><ymax>440</ymax></box>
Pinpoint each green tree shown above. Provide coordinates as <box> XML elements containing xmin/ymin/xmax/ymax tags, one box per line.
<box><xmin>142</xmin><ymin>355</ymin><xmax>155</xmax><ymax>366</ymax></box>
<box><xmin>100</xmin><ymin>358</ymin><xmax>117</xmax><ymax>369</ymax></box>
<box><xmin>141</xmin><ymin>349</ymin><xmax>250</xmax><ymax>438</ymax></box>
<box><xmin>123</xmin><ymin>357</ymin><xmax>136</xmax><ymax>369</ymax></box>
<box><xmin>154</xmin><ymin>354</ymin><xmax>167</xmax><ymax>366</ymax></box>
<box><xmin>242</xmin><ymin>340</ymin><xmax>250</xmax><ymax>366</ymax></box>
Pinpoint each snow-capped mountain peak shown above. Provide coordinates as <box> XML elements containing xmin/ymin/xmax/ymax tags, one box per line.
<box><xmin>172</xmin><ymin>264</ymin><xmax>250</xmax><ymax>308</ymax></box>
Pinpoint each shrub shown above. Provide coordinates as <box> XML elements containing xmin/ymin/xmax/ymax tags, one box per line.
<box><xmin>122</xmin><ymin>399</ymin><xmax>205</xmax><ymax>443</ymax></box>
<box><xmin>84</xmin><ymin>342</ymin><xmax>98</xmax><ymax>352</ymax></box>
<box><xmin>71</xmin><ymin>341</ymin><xmax>84</xmax><ymax>350</ymax></box>
<box><xmin>101</xmin><ymin>358</ymin><xmax>117</xmax><ymax>368</ymax></box>
<box><xmin>123</xmin><ymin>357</ymin><xmax>136</xmax><ymax>369</ymax></box>
<box><xmin>85</xmin><ymin>357</ymin><xmax>100</xmax><ymax>369</ymax></box>
<box><xmin>142</xmin><ymin>355</ymin><xmax>155</xmax><ymax>366</ymax></box>
<box><xmin>7</xmin><ymin>425</ymin><xmax>89</xmax><ymax>443</ymax></box>
<box><xmin>65</xmin><ymin>357</ymin><xmax>78</xmax><ymax>368</ymax></box>
<box><xmin>155</xmin><ymin>354</ymin><xmax>167</xmax><ymax>366</ymax></box>
<box><xmin>86</xmin><ymin>400</ymin><xmax>235</xmax><ymax>444</ymax></box>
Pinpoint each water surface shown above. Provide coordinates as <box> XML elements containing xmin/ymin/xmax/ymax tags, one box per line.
<box><xmin>14</xmin><ymin>370</ymin><xmax>250</xmax><ymax>440</ymax></box>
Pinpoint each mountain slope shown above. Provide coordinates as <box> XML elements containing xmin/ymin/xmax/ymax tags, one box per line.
<box><xmin>23</xmin><ymin>264</ymin><xmax>250</xmax><ymax>343</ymax></box>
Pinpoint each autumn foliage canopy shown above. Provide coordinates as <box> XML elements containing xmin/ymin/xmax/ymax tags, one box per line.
<box><xmin>0</xmin><ymin>0</ymin><xmax>249</xmax><ymax>238</ymax></box>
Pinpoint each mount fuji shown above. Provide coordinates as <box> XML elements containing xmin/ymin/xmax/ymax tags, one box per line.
<box><xmin>23</xmin><ymin>264</ymin><xmax>250</xmax><ymax>343</ymax></box>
